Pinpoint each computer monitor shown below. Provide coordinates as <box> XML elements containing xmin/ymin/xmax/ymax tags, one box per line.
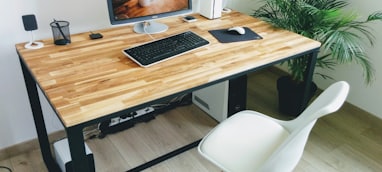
<box><xmin>107</xmin><ymin>0</ymin><xmax>193</xmax><ymax>34</ymax></box>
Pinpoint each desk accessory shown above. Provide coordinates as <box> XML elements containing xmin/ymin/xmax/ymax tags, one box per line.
<box><xmin>183</xmin><ymin>15</ymin><xmax>197</xmax><ymax>22</ymax></box>
<box><xmin>89</xmin><ymin>32</ymin><xmax>103</xmax><ymax>39</ymax></box>
<box><xmin>122</xmin><ymin>31</ymin><xmax>209</xmax><ymax>67</ymax></box>
<box><xmin>227</xmin><ymin>26</ymin><xmax>246</xmax><ymax>35</ymax></box>
<box><xmin>209</xmin><ymin>27</ymin><xmax>262</xmax><ymax>43</ymax></box>
<box><xmin>22</xmin><ymin>14</ymin><xmax>44</xmax><ymax>49</ymax></box>
<box><xmin>50</xmin><ymin>19</ymin><xmax>71</xmax><ymax>45</ymax></box>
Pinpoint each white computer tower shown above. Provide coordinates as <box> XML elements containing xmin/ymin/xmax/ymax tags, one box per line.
<box><xmin>193</xmin><ymin>81</ymin><xmax>229</xmax><ymax>122</ymax></box>
<box><xmin>53</xmin><ymin>138</ymin><xmax>95</xmax><ymax>172</ymax></box>
<box><xmin>199</xmin><ymin>0</ymin><xmax>222</xmax><ymax>19</ymax></box>
<box><xmin>192</xmin><ymin>76</ymin><xmax>247</xmax><ymax>122</ymax></box>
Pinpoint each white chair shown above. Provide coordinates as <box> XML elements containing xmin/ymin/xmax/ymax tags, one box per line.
<box><xmin>198</xmin><ymin>81</ymin><xmax>349</xmax><ymax>172</ymax></box>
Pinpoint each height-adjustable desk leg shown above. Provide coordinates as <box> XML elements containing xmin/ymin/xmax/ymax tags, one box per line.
<box><xmin>19</xmin><ymin>57</ymin><xmax>61</xmax><ymax>172</ymax></box>
<box><xmin>66</xmin><ymin>126</ymin><xmax>94</xmax><ymax>172</ymax></box>
<box><xmin>300</xmin><ymin>49</ymin><xmax>318</xmax><ymax>112</ymax></box>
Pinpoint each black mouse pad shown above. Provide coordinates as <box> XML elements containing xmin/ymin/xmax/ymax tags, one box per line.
<box><xmin>208</xmin><ymin>27</ymin><xmax>262</xmax><ymax>43</ymax></box>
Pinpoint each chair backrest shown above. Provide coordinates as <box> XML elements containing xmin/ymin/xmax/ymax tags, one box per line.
<box><xmin>257</xmin><ymin>81</ymin><xmax>350</xmax><ymax>172</ymax></box>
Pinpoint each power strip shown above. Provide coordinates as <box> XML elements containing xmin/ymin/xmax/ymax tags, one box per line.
<box><xmin>109</xmin><ymin>107</ymin><xmax>155</xmax><ymax>127</ymax></box>
<box><xmin>98</xmin><ymin>107</ymin><xmax>155</xmax><ymax>138</ymax></box>
<box><xmin>97</xmin><ymin>93</ymin><xmax>192</xmax><ymax>138</ymax></box>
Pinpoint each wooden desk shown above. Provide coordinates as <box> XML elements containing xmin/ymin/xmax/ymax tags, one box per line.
<box><xmin>16</xmin><ymin>11</ymin><xmax>320</xmax><ymax>172</ymax></box>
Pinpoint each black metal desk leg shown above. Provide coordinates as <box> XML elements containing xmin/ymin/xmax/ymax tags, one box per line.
<box><xmin>300</xmin><ymin>49</ymin><xmax>318</xmax><ymax>112</ymax></box>
<box><xmin>66</xmin><ymin>126</ymin><xmax>93</xmax><ymax>172</ymax></box>
<box><xmin>19</xmin><ymin>57</ymin><xmax>61</xmax><ymax>171</ymax></box>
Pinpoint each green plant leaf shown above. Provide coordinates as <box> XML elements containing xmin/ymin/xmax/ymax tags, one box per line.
<box><xmin>253</xmin><ymin>0</ymin><xmax>381</xmax><ymax>84</ymax></box>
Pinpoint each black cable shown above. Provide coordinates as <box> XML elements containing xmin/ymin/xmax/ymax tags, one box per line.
<box><xmin>0</xmin><ymin>166</ymin><xmax>12</xmax><ymax>172</ymax></box>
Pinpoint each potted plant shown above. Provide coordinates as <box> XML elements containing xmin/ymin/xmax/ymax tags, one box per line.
<box><xmin>252</xmin><ymin>0</ymin><xmax>382</xmax><ymax>115</ymax></box>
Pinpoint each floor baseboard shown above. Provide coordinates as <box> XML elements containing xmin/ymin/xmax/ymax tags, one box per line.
<box><xmin>0</xmin><ymin>130</ymin><xmax>66</xmax><ymax>161</ymax></box>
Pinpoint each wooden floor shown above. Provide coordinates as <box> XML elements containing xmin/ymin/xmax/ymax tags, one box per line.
<box><xmin>1</xmin><ymin>68</ymin><xmax>382</xmax><ymax>172</ymax></box>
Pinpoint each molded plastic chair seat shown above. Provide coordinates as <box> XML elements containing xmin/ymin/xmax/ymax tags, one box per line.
<box><xmin>198</xmin><ymin>81</ymin><xmax>350</xmax><ymax>172</ymax></box>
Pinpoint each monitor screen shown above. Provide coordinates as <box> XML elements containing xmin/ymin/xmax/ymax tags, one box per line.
<box><xmin>107</xmin><ymin>0</ymin><xmax>193</xmax><ymax>33</ymax></box>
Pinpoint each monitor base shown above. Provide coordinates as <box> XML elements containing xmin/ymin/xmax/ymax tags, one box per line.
<box><xmin>134</xmin><ymin>21</ymin><xmax>168</xmax><ymax>34</ymax></box>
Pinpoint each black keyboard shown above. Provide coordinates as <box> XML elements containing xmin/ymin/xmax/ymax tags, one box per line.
<box><xmin>123</xmin><ymin>31</ymin><xmax>209</xmax><ymax>67</ymax></box>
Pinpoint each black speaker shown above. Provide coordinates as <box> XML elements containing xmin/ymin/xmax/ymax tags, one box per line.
<box><xmin>22</xmin><ymin>14</ymin><xmax>38</xmax><ymax>31</ymax></box>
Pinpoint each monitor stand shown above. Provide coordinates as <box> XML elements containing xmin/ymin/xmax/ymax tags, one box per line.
<box><xmin>133</xmin><ymin>21</ymin><xmax>168</xmax><ymax>34</ymax></box>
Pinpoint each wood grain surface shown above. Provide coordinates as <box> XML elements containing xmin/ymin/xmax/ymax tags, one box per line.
<box><xmin>16</xmin><ymin>11</ymin><xmax>320</xmax><ymax>127</ymax></box>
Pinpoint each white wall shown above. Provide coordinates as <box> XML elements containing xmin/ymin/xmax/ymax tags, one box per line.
<box><xmin>226</xmin><ymin>0</ymin><xmax>260</xmax><ymax>14</ymax></box>
<box><xmin>0</xmin><ymin>0</ymin><xmax>381</xmax><ymax>150</ymax></box>
<box><xmin>310</xmin><ymin>0</ymin><xmax>382</xmax><ymax>120</ymax></box>
<box><xmin>0</xmin><ymin>0</ymin><xmax>41</xmax><ymax>150</ymax></box>
<box><xmin>323</xmin><ymin>0</ymin><xmax>382</xmax><ymax>118</ymax></box>
<box><xmin>0</xmin><ymin>0</ymin><xmax>120</xmax><ymax>150</ymax></box>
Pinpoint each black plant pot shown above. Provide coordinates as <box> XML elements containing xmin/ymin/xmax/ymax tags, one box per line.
<box><xmin>277</xmin><ymin>76</ymin><xmax>317</xmax><ymax>116</ymax></box>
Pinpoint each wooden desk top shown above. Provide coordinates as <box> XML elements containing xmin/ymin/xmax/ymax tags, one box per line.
<box><xmin>16</xmin><ymin>11</ymin><xmax>320</xmax><ymax>127</ymax></box>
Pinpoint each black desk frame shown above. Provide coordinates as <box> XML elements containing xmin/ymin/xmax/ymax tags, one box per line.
<box><xmin>18</xmin><ymin>48</ymin><xmax>318</xmax><ymax>172</ymax></box>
